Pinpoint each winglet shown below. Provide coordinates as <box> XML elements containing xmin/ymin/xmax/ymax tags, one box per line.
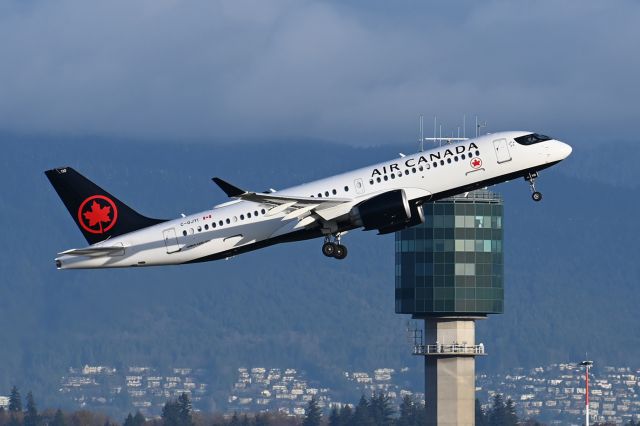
<box><xmin>212</xmin><ymin>177</ymin><xmax>246</xmax><ymax>198</ymax></box>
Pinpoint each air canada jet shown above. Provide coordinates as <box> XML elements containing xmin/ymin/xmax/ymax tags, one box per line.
<box><xmin>46</xmin><ymin>131</ymin><xmax>571</xmax><ymax>269</ymax></box>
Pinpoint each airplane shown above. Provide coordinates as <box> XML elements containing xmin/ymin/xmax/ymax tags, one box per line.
<box><xmin>46</xmin><ymin>131</ymin><xmax>572</xmax><ymax>269</ymax></box>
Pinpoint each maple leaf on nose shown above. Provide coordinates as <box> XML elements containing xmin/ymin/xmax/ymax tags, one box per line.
<box><xmin>83</xmin><ymin>201</ymin><xmax>112</xmax><ymax>227</ymax></box>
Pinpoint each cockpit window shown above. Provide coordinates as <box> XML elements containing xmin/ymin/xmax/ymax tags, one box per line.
<box><xmin>515</xmin><ymin>133</ymin><xmax>552</xmax><ymax>145</ymax></box>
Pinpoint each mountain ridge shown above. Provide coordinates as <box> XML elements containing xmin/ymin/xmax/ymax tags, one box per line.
<box><xmin>0</xmin><ymin>134</ymin><xmax>637</xmax><ymax>411</ymax></box>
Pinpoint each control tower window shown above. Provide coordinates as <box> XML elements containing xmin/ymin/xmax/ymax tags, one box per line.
<box><xmin>515</xmin><ymin>133</ymin><xmax>552</xmax><ymax>145</ymax></box>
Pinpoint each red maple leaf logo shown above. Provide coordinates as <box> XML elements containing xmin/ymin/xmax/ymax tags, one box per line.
<box><xmin>77</xmin><ymin>195</ymin><xmax>118</xmax><ymax>234</ymax></box>
<box><xmin>83</xmin><ymin>201</ymin><xmax>112</xmax><ymax>232</ymax></box>
<box><xmin>470</xmin><ymin>158</ymin><xmax>482</xmax><ymax>169</ymax></box>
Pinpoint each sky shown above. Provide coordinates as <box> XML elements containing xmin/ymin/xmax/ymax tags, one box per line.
<box><xmin>1</xmin><ymin>0</ymin><xmax>639</xmax><ymax>146</ymax></box>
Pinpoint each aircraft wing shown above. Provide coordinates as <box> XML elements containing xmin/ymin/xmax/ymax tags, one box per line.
<box><xmin>212</xmin><ymin>177</ymin><xmax>353</xmax><ymax>221</ymax></box>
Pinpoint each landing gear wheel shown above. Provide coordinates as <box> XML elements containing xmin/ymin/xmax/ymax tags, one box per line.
<box><xmin>334</xmin><ymin>244</ymin><xmax>348</xmax><ymax>260</ymax></box>
<box><xmin>322</xmin><ymin>242</ymin><xmax>336</xmax><ymax>257</ymax></box>
<box><xmin>525</xmin><ymin>172</ymin><xmax>543</xmax><ymax>202</ymax></box>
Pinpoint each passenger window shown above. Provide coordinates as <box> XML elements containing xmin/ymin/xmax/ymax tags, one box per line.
<box><xmin>325</xmin><ymin>191</ymin><xmax>329</xmax><ymax>197</ymax></box>
<box><xmin>226</xmin><ymin>218</ymin><xmax>230</xmax><ymax>224</ymax></box>
<box><xmin>247</xmin><ymin>212</ymin><xmax>252</xmax><ymax>218</ymax></box>
<box><xmin>240</xmin><ymin>214</ymin><xmax>244</xmax><ymax>220</ymax></box>
<box><xmin>383</xmin><ymin>175</ymin><xmax>388</xmax><ymax>181</ymax></box>
<box><xmin>475</xmin><ymin>150</ymin><xmax>480</xmax><ymax>156</ymax></box>
<box><xmin>182</xmin><ymin>230</ymin><xmax>187</xmax><ymax>236</ymax></box>
<box><xmin>377</xmin><ymin>177</ymin><xmax>381</xmax><ymax>183</ymax></box>
<box><xmin>440</xmin><ymin>160</ymin><xmax>445</xmax><ymax>166</ymax></box>
<box><xmin>254</xmin><ymin>211</ymin><xmax>259</xmax><ymax>216</ymax></box>
<box><xmin>261</xmin><ymin>209</ymin><xmax>266</xmax><ymax>214</ymax></box>
<box><xmin>219</xmin><ymin>220</ymin><xmax>223</xmax><ymax>226</ymax></box>
<box><xmin>454</xmin><ymin>156</ymin><xmax>458</xmax><ymax>162</ymax></box>
<box><xmin>369</xmin><ymin>179</ymin><xmax>374</xmax><ymax>185</ymax></box>
<box><xmin>419</xmin><ymin>166</ymin><xmax>423</xmax><ymax>172</ymax></box>
<box><xmin>391</xmin><ymin>173</ymin><xmax>395</xmax><ymax>179</ymax></box>
<box><xmin>344</xmin><ymin>186</ymin><xmax>349</xmax><ymax>192</ymax></box>
<box><xmin>204</xmin><ymin>224</ymin><xmax>209</xmax><ymax>230</ymax></box>
<box><xmin>213</xmin><ymin>222</ymin><xmax>217</xmax><ymax>228</ymax></box>
<box><xmin>433</xmin><ymin>162</ymin><xmax>437</xmax><ymax>168</ymax></box>
<box><xmin>447</xmin><ymin>158</ymin><xmax>452</xmax><ymax>164</ymax></box>
<box><xmin>318</xmin><ymin>193</ymin><xmax>322</xmax><ymax>198</ymax></box>
<box><xmin>412</xmin><ymin>167</ymin><xmax>416</xmax><ymax>173</ymax></box>
<box><xmin>405</xmin><ymin>170</ymin><xmax>410</xmax><ymax>176</ymax></box>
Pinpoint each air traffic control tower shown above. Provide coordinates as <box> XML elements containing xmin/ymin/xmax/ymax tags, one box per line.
<box><xmin>396</xmin><ymin>190</ymin><xmax>504</xmax><ymax>426</ymax></box>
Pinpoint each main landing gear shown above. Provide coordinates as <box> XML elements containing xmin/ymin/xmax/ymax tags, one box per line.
<box><xmin>322</xmin><ymin>234</ymin><xmax>348</xmax><ymax>260</ymax></box>
<box><xmin>525</xmin><ymin>172</ymin><xmax>542</xmax><ymax>202</ymax></box>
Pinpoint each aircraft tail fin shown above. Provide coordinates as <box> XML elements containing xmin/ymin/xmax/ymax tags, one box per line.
<box><xmin>45</xmin><ymin>167</ymin><xmax>166</xmax><ymax>245</ymax></box>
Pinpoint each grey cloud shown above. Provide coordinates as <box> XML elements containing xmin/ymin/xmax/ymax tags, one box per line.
<box><xmin>0</xmin><ymin>0</ymin><xmax>638</xmax><ymax>145</ymax></box>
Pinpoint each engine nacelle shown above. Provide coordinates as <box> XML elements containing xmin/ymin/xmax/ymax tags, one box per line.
<box><xmin>350</xmin><ymin>189</ymin><xmax>412</xmax><ymax>231</ymax></box>
<box><xmin>377</xmin><ymin>203</ymin><xmax>425</xmax><ymax>234</ymax></box>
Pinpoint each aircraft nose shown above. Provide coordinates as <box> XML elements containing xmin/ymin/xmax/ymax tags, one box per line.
<box><xmin>557</xmin><ymin>141</ymin><xmax>572</xmax><ymax>159</ymax></box>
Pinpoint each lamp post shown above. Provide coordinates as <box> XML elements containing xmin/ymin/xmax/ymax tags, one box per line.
<box><xmin>580</xmin><ymin>360</ymin><xmax>593</xmax><ymax>426</ymax></box>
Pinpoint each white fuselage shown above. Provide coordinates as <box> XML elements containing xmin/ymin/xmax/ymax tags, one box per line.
<box><xmin>55</xmin><ymin>131</ymin><xmax>572</xmax><ymax>269</ymax></box>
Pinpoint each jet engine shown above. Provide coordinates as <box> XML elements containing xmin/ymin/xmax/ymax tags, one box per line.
<box><xmin>377</xmin><ymin>203</ymin><xmax>425</xmax><ymax>234</ymax></box>
<box><xmin>350</xmin><ymin>189</ymin><xmax>422</xmax><ymax>232</ymax></box>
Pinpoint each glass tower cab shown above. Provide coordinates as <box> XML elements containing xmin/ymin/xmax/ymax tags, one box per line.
<box><xmin>395</xmin><ymin>189</ymin><xmax>504</xmax><ymax>316</ymax></box>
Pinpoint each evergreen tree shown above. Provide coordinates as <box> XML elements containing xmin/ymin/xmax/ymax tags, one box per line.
<box><xmin>379</xmin><ymin>393</ymin><xmax>395</xmax><ymax>425</ymax></box>
<box><xmin>504</xmin><ymin>398</ymin><xmax>519</xmax><ymax>426</ymax></box>
<box><xmin>229</xmin><ymin>412</ymin><xmax>240</xmax><ymax>426</ymax></box>
<box><xmin>9</xmin><ymin>386</ymin><xmax>22</xmax><ymax>412</ymax></box>
<box><xmin>8</xmin><ymin>414</ymin><xmax>21</xmax><ymax>426</ymax></box>
<box><xmin>400</xmin><ymin>395</ymin><xmax>426</xmax><ymax>426</ymax></box>
<box><xmin>123</xmin><ymin>413</ymin><xmax>135</xmax><ymax>426</ymax></box>
<box><xmin>338</xmin><ymin>404</ymin><xmax>353</xmax><ymax>426</ymax></box>
<box><xmin>24</xmin><ymin>391</ymin><xmax>39</xmax><ymax>426</ymax></box>
<box><xmin>133</xmin><ymin>411</ymin><xmax>146</xmax><ymax>426</ymax></box>
<box><xmin>177</xmin><ymin>393</ymin><xmax>193</xmax><ymax>426</ymax></box>
<box><xmin>475</xmin><ymin>398</ymin><xmax>487</xmax><ymax>426</ymax></box>
<box><xmin>488</xmin><ymin>393</ymin><xmax>506</xmax><ymax>426</ymax></box>
<box><xmin>51</xmin><ymin>409</ymin><xmax>66</xmax><ymax>426</ymax></box>
<box><xmin>303</xmin><ymin>396</ymin><xmax>322</xmax><ymax>426</ymax></box>
<box><xmin>415</xmin><ymin>401</ymin><xmax>427</xmax><ymax>425</ymax></box>
<box><xmin>240</xmin><ymin>414</ymin><xmax>250</xmax><ymax>426</ymax></box>
<box><xmin>353</xmin><ymin>395</ymin><xmax>374</xmax><ymax>426</ymax></box>
<box><xmin>254</xmin><ymin>412</ymin><xmax>269</xmax><ymax>426</ymax></box>
<box><xmin>161</xmin><ymin>400</ymin><xmax>180</xmax><ymax>426</ymax></box>
<box><xmin>328</xmin><ymin>407</ymin><xmax>340</xmax><ymax>426</ymax></box>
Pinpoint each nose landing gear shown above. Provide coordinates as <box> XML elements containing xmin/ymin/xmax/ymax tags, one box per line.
<box><xmin>525</xmin><ymin>172</ymin><xmax>542</xmax><ymax>202</ymax></box>
<box><xmin>322</xmin><ymin>234</ymin><xmax>348</xmax><ymax>260</ymax></box>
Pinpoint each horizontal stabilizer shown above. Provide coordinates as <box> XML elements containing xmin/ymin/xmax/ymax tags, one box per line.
<box><xmin>59</xmin><ymin>245</ymin><xmax>125</xmax><ymax>257</ymax></box>
<box><xmin>212</xmin><ymin>177</ymin><xmax>246</xmax><ymax>198</ymax></box>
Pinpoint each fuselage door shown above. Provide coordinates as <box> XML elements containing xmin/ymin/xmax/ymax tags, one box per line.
<box><xmin>354</xmin><ymin>178</ymin><xmax>365</xmax><ymax>194</ymax></box>
<box><xmin>163</xmin><ymin>228</ymin><xmax>180</xmax><ymax>254</ymax></box>
<box><xmin>492</xmin><ymin>138</ymin><xmax>512</xmax><ymax>163</ymax></box>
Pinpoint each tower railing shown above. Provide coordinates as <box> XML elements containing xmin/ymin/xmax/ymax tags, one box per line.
<box><xmin>413</xmin><ymin>343</ymin><xmax>486</xmax><ymax>356</ymax></box>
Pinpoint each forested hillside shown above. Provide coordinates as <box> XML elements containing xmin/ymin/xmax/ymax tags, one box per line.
<box><xmin>0</xmin><ymin>134</ymin><xmax>637</xmax><ymax>410</ymax></box>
